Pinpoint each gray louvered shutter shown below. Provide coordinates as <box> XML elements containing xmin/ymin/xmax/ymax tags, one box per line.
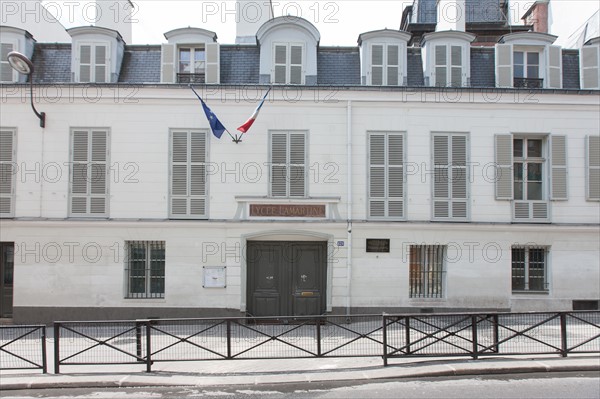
<box><xmin>289</xmin><ymin>133</ymin><xmax>305</xmax><ymax>197</ymax></box>
<box><xmin>271</xmin><ymin>133</ymin><xmax>288</xmax><ymax>197</ymax></box>
<box><xmin>170</xmin><ymin>131</ymin><xmax>207</xmax><ymax>218</ymax></box>
<box><xmin>70</xmin><ymin>129</ymin><xmax>108</xmax><ymax>217</ymax></box>
<box><xmin>94</xmin><ymin>45</ymin><xmax>107</xmax><ymax>83</ymax></box>
<box><xmin>1</xmin><ymin>43</ymin><xmax>15</xmax><ymax>82</ymax></box>
<box><xmin>274</xmin><ymin>45</ymin><xmax>287</xmax><ymax>84</ymax></box>
<box><xmin>433</xmin><ymin>135</ymin><xmax>450</xmax><ymax>218</ymax></box>
<box><xmin>434</xmin><ymin>45</ymin><xmax>447</xmax><ymax>87</ymax></box>
<box><xmin>581</xmin><ymin>46</ymin><xmax>600</xmax><ymax>89</ymax></box>
<box><xmin>371</xmin><ymin>44</ymin><xmax>383</xmax><ymax>86</ymax></box>
<box><xmin>495</xmin><ymin>135</ymin><xmax>513</xmax><ymax>200</ymax></box>
<box><xmin>290</xmin><ymin>45</ymin><xmax>303</xmax><ymax>85</ymax></box>
<box><xmin>387</xmin><ymin>45</ymin><xmax>400</xmax><ymax>86</ymax></box>
<box><xmin>388</xmin><ymin>134</ymin><xmax>404</xmax><ymax>218</ymax></box>
<box><xmin>0</xmin><ymin>130</ymin><xmax>15</xmax><ymax>216</ymax></box>
<box><xmin>451</xmin><ymin>135</ymin><xmax>468</xmax><ymax>218</ymax></box>
<box><xmin>495</xmin><ymin>44</ymin><xmax>513</xmax><ymax>88</ymax></box>
<box><xmin>369</xmin><ymin>134</ymin><xmax>386</xmax><ymax>217</ymax></box>
<box><xmin>206</xmin><ymin>43</ymin><xmax>220</xmax><ymax>84</ymax></box>
<box><xmin>161</xmin><ymin>44</ymin><xmax>176</xmax><ymax>83</ymax></box>
<box><xmin>550</xmin><ymin>135</ymin><xmax>567</xmax><ymax>200</ymax></box>
<box><xmin>587</xmin><ymin>135</ymin><xmax>600</xmax><ymax>201</ymax></box>
<box><xmin>79</xmin><ymin>45</ymin><xmax>92</xmax><ymax>83</ymax></box>
<box><xmin>547</xmin><ymin>45</ymin><xmax>562</xmax><ymax>89</ymax></box>
<box><xmin>450</xmin><ymin>45</ymin><xmax>462</xmax><ymax>87</ymax></box>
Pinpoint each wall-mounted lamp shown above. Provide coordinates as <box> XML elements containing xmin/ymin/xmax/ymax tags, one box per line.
<box><xmin>7</xmin><ymin>51</ymin><xmax>46</xmax><ymax>128</ymax></box>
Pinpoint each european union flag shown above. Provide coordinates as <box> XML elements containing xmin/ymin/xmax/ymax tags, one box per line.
<box><xmin>190</xmin><ymin>86</ymin><xmax>226</xmax><ymax>139</ymax></box>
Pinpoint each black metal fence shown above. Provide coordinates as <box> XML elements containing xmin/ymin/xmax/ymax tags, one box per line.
<box><xmin>0</xmin><ymin>325</ymin><xmax>47</xmax><ymax>373</ymax></box>
<box><xmin>383</xmin><ymin>311</ymin><xmax>600</xmax><ymax>365</ymax></box>
<box><xmin>12</xmin><ymin>311</ymin><xmax>599</xmax><ymax>374</ymax></box>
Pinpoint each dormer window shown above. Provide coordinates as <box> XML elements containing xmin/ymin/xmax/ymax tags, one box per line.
<box><xmin>0</xmin><ymin>26</ymin><xmax>35</xmax><ymax>83</ymax></box>
<box><xmin>495</xmin><ymin>32</ymin><xmax>562</xmax><ymax>89</ymax></box>
<box><xmin>68</xmin><ymin>26</ymin><xmax>125</xmax><ymax>84</ymax></box>
<box><xmin>161</xmin><ymin>28</ymin><xmax>219</xmax><ymax>84</ymax></box>
<box><xmin>273</xmin><ymin>43</ymin><xmax>303</xmax><ymax>84</ymax></box>
<box><xmin>358</xmin><ymin>29</ymin><xmax>410</xmax><ymax>86</ymax></box>
<box><xmin>178</xmin><ymin>45</ymin><xmax>205</xmax><ymax>83</ymax></box>
<box><xmin>257</xmin><ymin>17</ymin><xmax>320</xmax><ymax>85</ymax></box>
<box><xmin>77</xmin><ymin>43</ymin><xmax>108</xmax><ymax>83</ymax></box>
<box><xmin>421</xmin><ymin>31</ymin><xmax>475</xmax><ymax>88</ymax></box>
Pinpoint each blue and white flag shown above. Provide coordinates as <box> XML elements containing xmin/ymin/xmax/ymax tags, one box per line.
<box><xmin>190</xmin><ymin>86</ymin><xmax>226</xmax><ymax>139</ymax></box>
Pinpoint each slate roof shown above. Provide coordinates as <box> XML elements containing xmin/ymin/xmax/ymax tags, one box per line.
<box><xmin>414</xmin><ymin>0</ymin><xmax>506</xmax><ymax>24</ymax></box>
<box><xmin>25</xmin><ymin>41</ymin><xmax>584</xmax><ymax>90</ymax></box>
<box><xmin>317</xmin><ymin>47</ymin><xmax>360</xmax><ymax>85</ymax></box>
<box><xmin>119</xmin><ymin>45</ymin><xmax>161</xmax><ymax>83</ymax></box>
<box><xmin>220</xmin><ymin>45</ymin><xmax>260</xmax><ymax>84</ymax></box>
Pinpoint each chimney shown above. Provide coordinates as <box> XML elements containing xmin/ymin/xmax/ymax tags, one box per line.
<box><xmin>522</xmin><ymin>1</ymin><xmax>549</xmax><ymax>33</ymax></box>
<box><xmin>436</xmin><ymin>0</ymin><xmax>466</xmax><ymax>32</ymax></box>
<box><xmin>235</xmin><ymin>0</ymin><xmax>273</xmax><ymax>44</ymax></box>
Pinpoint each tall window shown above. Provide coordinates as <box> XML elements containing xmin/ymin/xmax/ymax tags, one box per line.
<box><xmin>371</xmin><ymin>44</ymin><xmax>400</xmax><ymax>86</ymax></box>
<box><xmin>78</xmin><ymin>43</ymin><xmax>108</xmax><ymax>83</ymax></box>
<box><xmin>512</xmin><ymin>247</ymin><xmax>548</xmax><ymax>292</ymax></box>
<box><xmin>178</xmin><ymin>46</ymin><xmax>205</xmax><ymax>83</ymax></box>
<box><xmin>0</xmin><ymin>129</ymin><xmax>15</xmax><ymax>217</ymax></box>
<box><xmin>432</xmin><ymin>133</ymin><xmax>468</xmax><ymax>220</ymax></box>
<box><xmin>368</xmin><ymin>132</ymin><xmax>404</xmax><ymax>219</ymax></box>
<box><xmin>270</xmin><ymin>131</ymin><xmax>306</xmax><ymax>197</ymax></box>
<box><xmin>513</xmin><ymin>50</ymin><xmax>541</xmax><ymax>88</ymax></box>
<box><xmin>409</xmin><ymin>245</ymin><xmax>445</xmax><ymax>298</ymax></box>
<box><xmin>273</xmin><ymin>43</ymin><xmax>303</xmax><ymax>84</ymax></box>
<box><xmin>434</xmin><ymin>45</ymin><xmax>463</xmax><ymax>87</ymax></box>
<box><xmin>587</xmin><ymin>136</ymin><xmax>600</xmax><ymax>201</ymax></box>
<box><xmin>513</xmin><ymin>138</ymin><xmax>544</xmax><ymax>201</ymax></box>
<box><xmin>170</xmin><ymin>130</ymin><xmax>208</xmax><ymax>218</ymax></box>
<box><xmin>125</xmin><ymin>241</ymin><xmax>165</xmax><ymax>299</ymax></box>
<box><xmin>69</xmin><ymin>129</ymin><xmax>109</xmax><ymax>217</ymax></box>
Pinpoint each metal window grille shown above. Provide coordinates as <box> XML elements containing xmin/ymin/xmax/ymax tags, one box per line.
<box><xmin>125</xmin><ymin>241</ymin><xmax>165</xmax><ymax>299</ymax></box>
<box><xmin>512</xmin><ymin>247</ymin><xmax>548</xmax><ymax>292</ymax></box>
<box><xmin>409</xmin><ymin>245</ymin><xmax>445</xmax><ymax>298</ymax></box>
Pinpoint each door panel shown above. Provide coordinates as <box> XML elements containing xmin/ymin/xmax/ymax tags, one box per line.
<box><xmin>0</xmin><ymin>242</ymin><xmax>14</xmax><ymax>318</ymax></box>
<box><xmin>247</xmin><ymin>241</ymin><xmax>326</xmax><ymax>317</ymax></box>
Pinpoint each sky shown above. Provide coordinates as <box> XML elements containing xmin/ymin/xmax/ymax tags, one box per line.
<box><xmin>35</xmin><ymin>0</ymin><xmax>600</xmax><ymax>46</ymax></box>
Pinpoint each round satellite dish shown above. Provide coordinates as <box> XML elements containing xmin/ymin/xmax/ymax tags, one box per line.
<box><xmin>7</xmin><ymin>51</ymin><xmax>34</xmax><ymax>75</ymax></box>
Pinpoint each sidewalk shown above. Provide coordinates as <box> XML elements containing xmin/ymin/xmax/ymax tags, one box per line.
<box><xmin>1</xmin><ymin>355</ymin><xmax>599</xmax><ymax>390</ymax></box>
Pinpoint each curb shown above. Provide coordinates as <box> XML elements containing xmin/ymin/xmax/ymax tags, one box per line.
<box><xmin>1</xmin><ymin>362</ymin><xmax>599</xmax><ymax>391</ymax></box>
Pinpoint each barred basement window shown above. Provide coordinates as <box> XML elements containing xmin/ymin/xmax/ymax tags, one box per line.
<box><xmin>512</xmin><ymin>247</ymin><xmax>548</xmax><ymax>292</ymax></box>
<box><xmin>125</xmin><ymin>241</ymin><xmax>165</xmax><ymax>299</ymax></box>
<box><xmin>409</xmin><ymin>245</ymin><xmax>445</xmax><ymax>298</ymax></box>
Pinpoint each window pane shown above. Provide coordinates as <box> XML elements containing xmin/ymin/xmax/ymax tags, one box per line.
<box><xmin>527</xmin><ymin>52</ymin><xmax>539</xmax><ymax>65</ymax></box>
<box><xmin>513</xmin><ymin>139</ymin><xmax>523</xmax><ymax>158</ymax></box>
<box><xmin>194</xmin><ymin>49</ymin><xmax>205</xmax><ymax>61</ymax></box>
<box><xmin>528</xmin><ymin>248</ymin><xmax>546</xmax><ymax>290</ymax></box>
<box><xmin>435</xmin><ymin>66</ymin><xmax>447</xmax><ymax>86</ymax></box>
<box><xmin>409</xmin><ymin>245</ymin><xmax>444</xmax><ymax>298</ymax></box>
<box><xmin>527</xmin><ymin>163</ymin><xmax>542</xmax><ymax>182</ymax></box>
<box><xmin>527</xmin><ymin>182</ymin><xmax>543</xmax><ymax>200</ymax></box>
<box><xmin>527</xmin><ymin>66</ymin><xmax>539</xmax><ymax>78</ymax></box>
<box><xmin>514</xmin><ymin>51</ymin><xmax>524</xmax><ymax>65</ymax></box>
<box><xmin>372</xmin><ymin>45</ymin><xmax>383</xmax><ymax>66</ymax></box>
<box><xmin>514</xmin><ymin>65</ymin><xmax>524</xmax><ymax>78</ymax></box>
<box><xmin>527</xmin><ymin>139</ymin><xmax>542</xmax><ymax>157</ymax></box>
<box><xmin>514</xmin><ymin>163</ymin><xmax>523</xmax><ymax>200</ymax></box>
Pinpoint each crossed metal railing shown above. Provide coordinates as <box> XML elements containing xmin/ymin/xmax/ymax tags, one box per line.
<box><xmin>3</xmin><ymin>311</ymin><xmax>598</xmax><ymax>374</ymax></box>
<box><xmin>0</xmin><ymin>325</ymin><xmax>47</xmax><ymax>373</ymax></box>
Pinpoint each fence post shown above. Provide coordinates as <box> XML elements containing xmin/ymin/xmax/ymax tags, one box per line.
<box><xmin>405</xmin><ymin>316</ymin><xmax>411</xmax><ymax>355</ymax></box>
<box><xmin>41</xmin><ymin>326</ymin><xmax>47</xmax><ymax>374</ymax></box>
<box><xmin>226</xmin><ymin>319</ymin><xmax>232</xmax><ymax>359</ymax></box>
<box><xmin>53</xmin><ymin>323</ymin><xmax>60</xmax><ymax>374</ymax></box>
<box><xmin>492</xmin><ymin>314</ymin><xmax>500</xmax><ymax>353</ymax></box>
<box><xmin>560</xmin><ymin>313</ymin><xmax>568</xmax><ymax>357</ymax></box>
<box><xmin>382</xmin><ymin>315</ymin><xmax>388</xmax><ymax>367</ymax></box>
<box><xmin>135</xmin><ymin>321</ymin><xmax>142</xmax><ymax>361</ymax></box>
<box><xmin>471</xmin><ymin>315</ymin><xmax>479</xmax><ymax>360</ymax></box>
<box><xmin>316</xmin><ymin>316</ymin><xmax>322</xmax><ymax>357</ymax></box>
<box><xmin>145</xmin><ymin>321</ymin><xmax>152</xmax><ymax>372</ymax></box>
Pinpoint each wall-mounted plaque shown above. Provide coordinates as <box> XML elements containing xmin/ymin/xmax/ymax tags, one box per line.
<box><xmin>249</xmin><ymin>204</ymin><xmax>326</xmax><ymax>218</ymax></box>
<box><xmin>203</xmin><ymin>266</ymin><xmax>226</xmax><ymax>288</ymax></box>
<box><xmin>366</xmin><ymin>239</ymin><xmax>390</xmax><ymax>253</ymax></box>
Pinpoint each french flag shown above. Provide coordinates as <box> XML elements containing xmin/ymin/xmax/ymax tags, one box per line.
<box><xmin>237</xmin><ymin>88</ymin><xmax>271</xmax><ymax>133</ymax></box>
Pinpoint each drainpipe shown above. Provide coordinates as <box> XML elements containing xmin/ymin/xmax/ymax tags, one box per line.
<box><xmin>346</xmin><ymin>100</ymin><xmax>352</xmax><ymax>320</ymax></box>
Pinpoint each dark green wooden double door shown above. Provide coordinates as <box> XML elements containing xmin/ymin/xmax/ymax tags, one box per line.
<box><xmin>247</xmin><ymin>241</ymin><xmax>327</xmax><ymax>317</ymax></box>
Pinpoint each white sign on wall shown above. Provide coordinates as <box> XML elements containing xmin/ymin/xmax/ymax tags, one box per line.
<box><xmin>203</xmin><ymin>266</ymin><xmax>227</xmax><ymax>288</ymax></box>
